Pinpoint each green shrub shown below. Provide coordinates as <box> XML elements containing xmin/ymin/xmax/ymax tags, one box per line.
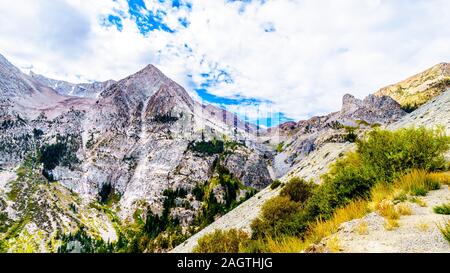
<box><xmin>192</xmin><ymin>163</ymin><xmax>254</xmax><ymax>230</ymax></box>
<box><xmin>270</xmin><ymin>180</ymin><xmax>282</xmax><ymax>190</ymax></box>
<box><xmin>434</xmin><ymin>203</ymin><xmax>450</xmax><ymax>215</ymax></box>
<box><xmin>439</xmin><ymin>220</ymin><xmax>450</xmax><ymax>243</ymax></box>
<box><xmin>57</xmin><ymin>228</ymin><xmax>114</xmax><ymax>253</ymax></box>
<box><xmin>250</xmin><ymin>196</ymin><xmax>302</xmax><ymax>239</ymax></box>
<box><xmin>280</xmin><ymin>177</ymin><xmax>316</xmax><ymax>203</ymax></box>
<box><xmin>357</xmin><ymin>127</ymin><xmax>449</xmax><ymax>182</ymax></box>
<box><xmin>276</xmin><ymin>142</ymin><xmax>284</xmax><ymax>153</ymax></box>
<box><xmin>192</xmin><ymin>184</ymin><xmax>205</xmax><ymax>201</ymax></box>
<box><xmin>401</xmin><ymin>103</ymin><xmax>418</xmax><ymax>113</ymax></box>
<box><xmin>189</xmin><ymin>140</ymin><xmax>224</xmax><ymax>155</ymax></box>
<box><xmin>152</xmin><ymin>114</ymin><xmax>179</xmax><ymax>123</ymax></box>
<box><xmin>304</xmin><ymin>152</ymin><xmax>377</xmax><ymax>221</ymax></box>
<box><xmin>344</xmin><ymin>126</ymin><xmax>358</xmax><ymax>143</ymax></box>
<box><xmin>193</xmin><ymin>229</ymin><xmax>250</xmax><ymax>253</ymax></box>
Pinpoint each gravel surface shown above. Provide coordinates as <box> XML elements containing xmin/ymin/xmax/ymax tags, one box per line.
<box><xmin>322</xmin><ymin>186</ymin><xmax>450</xmax><ymax>253</ymax></box>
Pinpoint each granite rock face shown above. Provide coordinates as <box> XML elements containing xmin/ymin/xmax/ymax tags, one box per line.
<box><xmin>0</xmin><ymin>54</ymin><xmax>273</xmax><ymax>225</ymax></box>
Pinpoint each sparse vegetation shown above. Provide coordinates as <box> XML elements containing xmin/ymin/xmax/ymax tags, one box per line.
<box><xmin>326</xmin><ymin>236</ymin><xmax>341</xmax><ymax>252</ymax></box>
<box><xmin>384</xmin><ymin>219</ymin><xmax>400</xmax><ymax>231</ymax></box>
<box><xmin>193</xmin><ymin>229</ymin><xmax>250</xmax><ymax>253</ymax></box>
<box><xmin>279</xmin><ymin>177</ymin><xmax>316</xmax><ymax>203</ymax></box>
<box><xmin>397</xmin><ymin>203</ymin><xmax>412</xmax><ymax>216</ymax></box>
<box><xmin>438</xmin><ymin>220</ymin><xmax>450</xmax><ymax>243</ymax></box>
<box><xmin>270</xmin><ymin>179</ymin><xmax>282</xmax><ymax>190</ymax></box>
<box><xmin>343</xmin><ymin>126</ymin><xmax>358</xmax><ymax>143</ymax></box>
<box><xmin>411</xmin><ymin>197</ymin><xmax>427</xmax><ymax>207</ymax></box>
<box><xmin>356</xmin><ymin>220</ymin><xmax>368</xmax><ymax>235</ymax></box>
<box><xmin>188</xmin><ymin>139</ymin><xmax>224</xmax><ymax>155</ymax></box>
<box><xmin>220</xmin><ymin>126</ymin><xmax>450</xmax><ymax>252</ymax></box>
<box><xmin>417</xmin><ymin>223</ymin><xmax>429</xmax><ymax>232</ymax></box>
<box><xmin>276</xmin><ymin>142</ymin><xmax>284</xmax><ymax>153</ymax></box>
<box><xmin>433</xmin><ymin>203</ymin><xmax>450</xmax><ymax>215</ymax></box>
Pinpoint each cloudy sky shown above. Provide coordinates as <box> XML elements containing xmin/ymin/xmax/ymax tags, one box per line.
<box><xmin>0</xmin><ymin>0</ymin><xmax>449</xmax><ymax>126</ymax></box>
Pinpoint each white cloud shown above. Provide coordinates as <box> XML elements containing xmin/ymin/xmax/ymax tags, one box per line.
<box><xmin>0</xmin><ymin>0</ymin><xmax>449</xmax><ymax>121</ymax></box>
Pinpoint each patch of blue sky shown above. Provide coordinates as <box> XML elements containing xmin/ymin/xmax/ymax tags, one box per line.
<box><xmin>191</xmin><ymin>68</ymin><xmax>293</xmax><ymax>126</ymax></box>
<box><xmin>195</xmin><ymin>88</ymin><xmax>292</xmax><ymax>127</ymax></box>
<box><xmin>198</xmin><ymin>69</ymin><xmax>234</xmax><ymax>84</ymax></box>
<box><xmin>226</xmin><ymin>0</ymin><xmax>267</xmax><ymax>13</ymax></box>
<box><xmin>178</xmin><ymin>17</ymin><xmax>190</xmax><ymax>28</ymax></box>
<box><xmin>171</xmin><ymin>0</ymin><xmax>192</xmax><ymax>10</ymax></box>
<box><xmin>195</xmin><ymin>88</ymin><xmax>264</xmax><ymax>106</ymax></box>
<box><xmin>127</xmin><ymin>0</ymin><xmax>174</xmax><ymax>34</ymax></box>
<box><xmin>100</xmin><ymin>14</ymin><xmax>123</xmax><ymax>31</ymax></box>
<box><xmin>104</xmin><ymin>0</ymin><xmax>192</xmax><ymax>34</ymax></box>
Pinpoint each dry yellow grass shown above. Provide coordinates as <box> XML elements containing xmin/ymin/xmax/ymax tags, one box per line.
<box><xmin>397</xmin><ymin>203</ymin><xmax>412</xmax><ymax>216</ymax></box>
<box><xmin>306</xmin><ymin>199</ymin><xmax>369</xmax><ymax>244</ymax></box>
<box><xmin>356</xmin><ymin>220</ymin><xmax>369</xmax><ymax>235</ymax></box>
<box><xmin>428</xmin><ymin>172</ymin><xmax>450</xmax><ymax>185</ymax></box>
<box><xmin>410</xmin><ymin>197</ymin><xmax>427</xmax><ymax>207</ymax></box>
<box><xmin>376</xmin><ymin>200</ymin><xmax>400</xmax><ymax>220</ymax></box>
<box><xmin>326</xmin><ymin>236</ymin><xmax>341</xmax><ymax>253</ymax></box>
<box><xmin>396</xmin><ymin>170</ymin><xmax>441</xmax><ymax>196</ymax></box>
<box><xmin>262</xmin><ymin>237</ymin><xmax>309</xmax><ymax>253</ymax></box>
<box><xmin>417</xmin><ymin>222</ymin><xmax>429</xmax><ymax>232</ymax></box>
<box><xmin>263</xmin><ymin>170</ymin><xmax>447</xmax><ymax>252</ymax></box>
<box><xmin>370</xmin><ymin>183</ymin><xmax>393</xmax><ymax>208</ymax></box>
<box><xmin>384</xmin><ymin>219</ymin><xmax>400</xmax><ymax>231</ymax></box>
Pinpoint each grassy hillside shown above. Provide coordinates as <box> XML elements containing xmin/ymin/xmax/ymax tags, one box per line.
<box><xmin>375</xmin><ymin>63</ymin><xmax>450</xmax><ymax>111</ymax></box>
<box><xmin>193</xmin><ymin>126</ymin><xmax>450</xmax><ymax>253</ymax></box>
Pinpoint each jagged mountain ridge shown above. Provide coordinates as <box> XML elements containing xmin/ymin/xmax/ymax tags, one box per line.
<box><xmin>1</xmin><ymin>52</ymin><xmax>448</xmax><ymax>253</ymax></box>
<box><xmin>0</xmin><ymin>53</ymin><xmax>273</xmax><ymax>252</ymax></box>
<box><xmin>30</xmin><ymin>71</ymin><xmax>116</xmax><ymax>98</ymax></box>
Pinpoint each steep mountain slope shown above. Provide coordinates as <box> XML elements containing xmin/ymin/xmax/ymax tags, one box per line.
<box><xmin>30</xmin><ymin>71</ymin><xmax>115</xmax><ymax>98</ymax></box>
<box><xmin>0</xmin><ymin>54</ymin><xmax>272</xmax><ymax>252</ymax></box>
<box><xmin>375</xmin><ymin>62</ymin><xmax>450</xmax><ymax>109</ymax></box>
<box><xmin>172</xmin><ymin>83</ymin><xmax>449</xmax><ymax>254</ymax></box>
<box><xmin>0</xmin><ymin>53</ymin><xmax>95</xmax><ymax>121</ymax></box>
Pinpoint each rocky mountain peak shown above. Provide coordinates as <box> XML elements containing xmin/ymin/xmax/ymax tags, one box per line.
<box><xmin>340</xmin><ymin>93</ymin><xmax>405</xmax><ymax>123</ymax></box>
<box><xmin>341</xmin><ymin>93</ymin><xmax>363</xmax><ymax>114</ymax></box>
